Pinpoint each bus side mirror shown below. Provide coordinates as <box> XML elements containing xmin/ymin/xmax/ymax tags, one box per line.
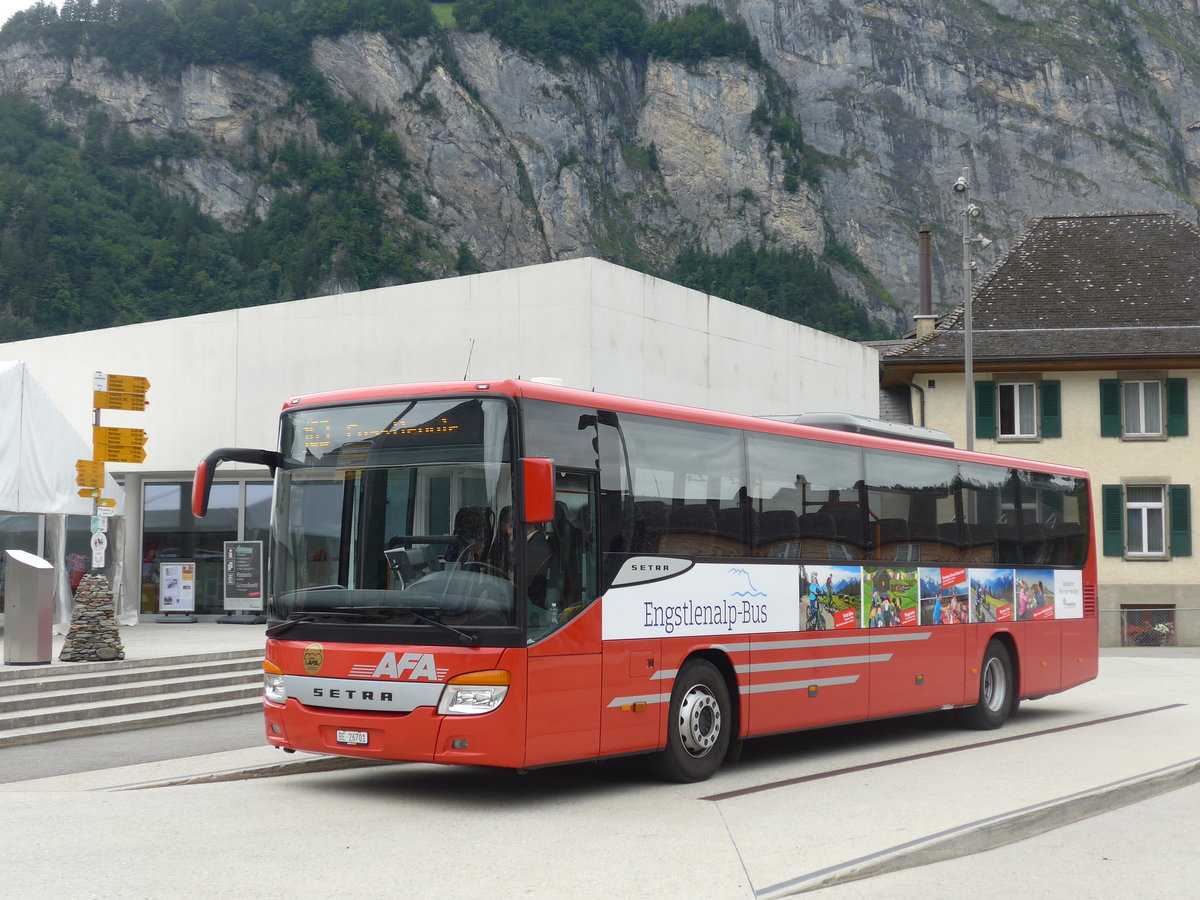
<box><xmin>522</xmin><ymin>458</ymin><xmax>555</xmax><ymax>524</ymax></box>
<box><xmin>192</xmin><ymin>459</ymin><xmax>216</xmax><ymax>518</ymax></box>
<box><xmin>192</xmin><ymin>448</ymin><xmax>283</xmax><ymax>517</ymax></box>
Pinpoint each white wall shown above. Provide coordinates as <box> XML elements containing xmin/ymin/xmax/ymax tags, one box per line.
<box><xmin>1</xmin><ymin>257</ymin><xmax>880</xmax><ymax>478</ymax></box>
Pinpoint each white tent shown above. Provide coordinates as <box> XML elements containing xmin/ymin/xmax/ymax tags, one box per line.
<box><xmin>1</xmin><ymin>361</ymin><xmax>129</xmax><ymax>625</ymax></box>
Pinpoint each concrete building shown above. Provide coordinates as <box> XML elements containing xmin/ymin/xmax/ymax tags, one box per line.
<box><xmin>882</xmin><ymin>213</ymin><xmax>1200</xmax><ymax>647</ymax></box>
<box><xmin>1</xmin><ymin>257</ymin><xmax>881</xmax><ymax>625</ymax></box>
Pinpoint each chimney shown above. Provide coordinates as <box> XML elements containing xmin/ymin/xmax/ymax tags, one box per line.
<box><xmin>914</xmin><ymin>225</ymin><xmax>936</xmax><ymax>338</ymax></box>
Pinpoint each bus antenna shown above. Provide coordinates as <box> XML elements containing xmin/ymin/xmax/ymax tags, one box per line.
<box><xmin>463</xmin><ymin>338</ymin><xmax>475</xmax><ymax>380</ymax></box>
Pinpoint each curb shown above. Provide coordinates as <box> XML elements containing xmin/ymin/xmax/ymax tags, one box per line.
<box><xmin>756</xmin><ymin>756</ymin><xmax>1200</xmax><ymax>898</ymax></box>
<box><xmin>113</xmin><ymin>754</ymin><xmax>393</xmax><ymax>791</ymax></box>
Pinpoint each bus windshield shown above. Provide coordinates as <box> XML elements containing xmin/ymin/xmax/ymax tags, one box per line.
<box><xmin>269</xmin><ymin>397</ymin><xmax>517</xmax><ymax>637</ymax></box>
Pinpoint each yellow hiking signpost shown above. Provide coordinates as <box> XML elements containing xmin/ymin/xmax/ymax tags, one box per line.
<box><xmin>93</xmin><ymin>425</ymin><xmax>148</xmax><ymax>464</ymax></box>
<box><xmin>74</xmin><ymin>458</ymin><xmax>105</xmax><ymax>489</ymax></box>
<box><xmin>83</xmin><ymin>372</ymin><xmax>151</xmax><ymax>569</ymax></box>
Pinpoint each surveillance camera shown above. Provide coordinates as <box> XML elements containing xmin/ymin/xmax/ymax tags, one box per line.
<box><xmin>953</xmin><ymin>177</ymin><xmax>968</xmax><ymax>193</ymax></box>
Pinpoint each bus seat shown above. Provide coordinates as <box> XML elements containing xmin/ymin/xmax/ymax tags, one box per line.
<box><xmin>633</xmin><ymin>500</ymin><xmax>670</xmax><ymax>552</ymax></box>
<box><xmin>715</xmin><ymin>506</ymin><xmax>751</xmax><ymax>555</ymax></box>
<box><xmin>756</xmin><ymin>509</ymin><xmax>799</xmax><ymax>557</ymax></box>
<box><xmin>447</xmin><ymin>506</ymin><xmax>494</xmax><ymax>565</ymax></box>
<box><xmin>660</xmin><ymin>504</ymin><xmax>729</xmax><ymax>557</ymax></box>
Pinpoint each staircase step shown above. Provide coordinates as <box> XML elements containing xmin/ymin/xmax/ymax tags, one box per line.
<box><xmin>0</xmin><ymin>657</ymin><xmax>262</xmax><ymax>698</ymax></box>
<box><xmin>0</xmin><ymin>644</ymin><xmax>268</xmax><ymax>747</ymax></box>
<box><xmin>0</xmin><ymin>669</ymin><xmax>261</xmax><ymax>714</ymax></box>
<box><xmin>0</xmin><ymin>682</ymin><xmax>264</xmax><ymax>731</ymax></box>
<box><xmin>0</xmin><ymin>697</ymin><xmax>264</xmax><ymax>749</ymax></box>
<box><xmin>0</xmin><ymin>649</ymin><xmax>262</xmax><ymax>684</ymax></box>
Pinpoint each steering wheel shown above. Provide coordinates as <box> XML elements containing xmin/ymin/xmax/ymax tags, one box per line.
<box><xmin>460</xmin><ymin>561</ymin><xmax>508</xmax><ymax>579</ymax></box>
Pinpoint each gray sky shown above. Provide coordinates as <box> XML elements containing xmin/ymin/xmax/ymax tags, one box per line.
<box><xmin>1</xmin><ymin>2</ymin><xmax>56</xmax><ymax>31</ymax></box>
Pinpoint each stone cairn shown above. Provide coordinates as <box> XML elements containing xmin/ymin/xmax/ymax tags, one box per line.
<box><xmin>59</xmin><ymin>573</ymin><xmax>125</xmax><ymax>662</ymax></box>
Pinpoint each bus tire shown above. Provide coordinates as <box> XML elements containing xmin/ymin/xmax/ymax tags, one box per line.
<box><xmin>651</xmin><ymin>659</ymin><xmax>732</xmax><ymax>783</ymax></box>
<box><xmin>957</xmin><ymin>640</ymin><xmax>1014</xmax><ymax>730</ymax></box>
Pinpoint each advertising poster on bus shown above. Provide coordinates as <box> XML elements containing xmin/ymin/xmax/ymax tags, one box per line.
<box><xmin>800</xmin><ymin>564</ymin><xmax>861</xmax><ymax>629</ymax></box>
<box><xmin>1014</xmin><ymin>569</ymin><xmax>1055</xmax><ymax>620</ymax></box>
<box><xmin>970</xmin><ymin>568</ymin><xmax>1014</xmax><ymax>622</ymax></box>
<box><xmin>864</xmin><ymin>565</ymin><xmax>918</xmax><ymax>627</ymax></box>
<box><xmin>918</xmin><ymin>567</ymin><xmax>966</xmax><ymax>625</ymax></box>
<box><xmin>603</xmin><ymin>560</ymin><xmax>800</xmax><ymax>640</ymax></box>
<box><xmin>1054</xmin><ymin>569</ymin><xmax>1084</xmax><ymax>619</ymax></box>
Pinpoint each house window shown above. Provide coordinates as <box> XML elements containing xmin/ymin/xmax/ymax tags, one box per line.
<box><xmin>1124</xmin><ymin>486</ymin><xmax>1165</xmax><ymax>556</ymax></box>
<box><xmin>975</xmin><ymin>380</ymin><xmax>1060</xmax><ymax>441</ymax></box>
<box><xmin>1102</xmin><ymin>483</ymin><xmax>1191</xmax><ymax>559</ymax></box>
<box><xmin>1122</xmin><ymin>381</ymin><xmax>1162</xmax><ymax>436</ymax></box>
<box><xmin>998</xmin><ymin>383</ymin><xmax>1037</xmax><ymax>438</ymax></box>
<box><xmin>1101</xmin><ymin>377</ymin><xmax>1188</xmax><ymax>439</ymax></box>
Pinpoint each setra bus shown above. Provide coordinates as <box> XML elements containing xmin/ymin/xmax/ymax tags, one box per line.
<box><xmin>192</xmin><ymin>379</ymin><xmax>1098</xmax><ymax>782</ymax></box>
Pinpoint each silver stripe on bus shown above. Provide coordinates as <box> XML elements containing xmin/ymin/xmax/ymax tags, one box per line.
<box><xmin>748</xmin><ymin>631</ymin><xmax>935</xmax><ymax>652</ymax></box>
<box><xmin>650</xmin><ymin>653</ymin><xmax>892</xmax><ymax>681</ymax></box>
<box><xmin>608</xmin><ymin>673</ymin><xmax>864</xmax><ymax>708</ymax></box>
<box><xmin>736</xmin><ymin>654</ymin><xmax>892</xmax><ymax>674</ymax></box>
<box><xmin>743</xmin><ymin>675</ymin><xmax>861</xmax><ymax>694</ymax></box>
<box><xmin>607</xmin><ymin>692</ymin><xmax>673</xmax><ymax>708</ymax></box>
<box><xmin>284</xmin><ymin>675</ymin><xmax>443</xmax><ymax>713</ymax></box>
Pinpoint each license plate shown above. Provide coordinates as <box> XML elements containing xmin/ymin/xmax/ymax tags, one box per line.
<box><xmin>336</xmin><ymin>729</ymin><xmax>369</xmax><ymax>746</ymax></box>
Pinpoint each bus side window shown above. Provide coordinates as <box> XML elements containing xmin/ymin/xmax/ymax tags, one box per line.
<box><xmin>528</xmin><ymin>472</ymin><xmax>597</xmax><ymax>634</ymax></box>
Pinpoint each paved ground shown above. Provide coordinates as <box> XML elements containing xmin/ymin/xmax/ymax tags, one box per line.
<box><xmin>0</xmin><ymin>631</ymin><xmax>1196</xmax><ymax>898</ymax></box>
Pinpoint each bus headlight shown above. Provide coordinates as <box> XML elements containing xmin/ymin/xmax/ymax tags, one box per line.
<box><xmin>264</xmin><ymin>660</ymin><xmax>287</xmax><ymax>705</ymax></box>
<box><xmin>438</xmin><ymin>669</ymin><xmax>511</xmax><ymax>715</ymax></box>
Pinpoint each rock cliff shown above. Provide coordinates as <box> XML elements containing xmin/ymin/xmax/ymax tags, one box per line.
<box><xmin>3</xmin><ymin>0</ymin><xmax>1199</xmax><ymax>333</ymax></box>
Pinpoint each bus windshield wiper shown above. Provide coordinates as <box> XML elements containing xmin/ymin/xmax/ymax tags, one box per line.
<box><xmin>340</xmin><ymin>604</ymin><xmax>479</xmax><ymax>646</ymax></box>
<box><xmin>394</xmin><ymin>606</ymin><xmax>479</xmax><ymax>646</ymax></box>
<box><xmin>266</xmin><ymin>610</ymin><xmax>363</xmax><ymax>638</ymax></box>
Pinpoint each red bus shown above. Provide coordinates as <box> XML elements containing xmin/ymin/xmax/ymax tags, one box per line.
<box><xmin>193</xmin><ymin>379</ymin><xmax>1098</xmax><ymax>782</ymax></box>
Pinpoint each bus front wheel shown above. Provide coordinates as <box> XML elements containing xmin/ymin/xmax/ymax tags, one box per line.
<box><xmin>957</xmin><ymin>640</ymin><xmax>1015</xmax><ymax>730</ymax></box>
<box><xmin>651</xmin><ymin>659</ymin><xmax>732</xmax><ymax>783</ymax></box>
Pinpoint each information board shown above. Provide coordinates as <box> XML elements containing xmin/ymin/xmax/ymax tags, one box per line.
<box><xmin>159</xmin><ymin>562</ymin><xmax>196</xmax><ymax>613</ymax></box>
<box><xmin>223</xmin><ymin>541</ymin><xmax>264</xmax><ymax>611</ymax></box>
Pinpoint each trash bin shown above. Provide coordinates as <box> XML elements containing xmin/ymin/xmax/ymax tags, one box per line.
<box><xmin>4</xmin><ymin>549</ymin><xmax>54</xmax><ymax>665</ymax></box>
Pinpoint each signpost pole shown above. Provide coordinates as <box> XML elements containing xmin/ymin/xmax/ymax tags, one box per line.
<box><xmin>63</xmin><ymin>372</ymin><xmax>149</xmax><ymax>662</ymax></box>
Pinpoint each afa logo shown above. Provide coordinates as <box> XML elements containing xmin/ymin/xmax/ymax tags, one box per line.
<box><xmin>349</xmin><ymin>652</ymin><xmax>450</xmax><ymax>681</ymax></box>
<box><xmin>302</xmin><ymin>644</ymin><xmax>324</xmax><ymax>674</ymax></box>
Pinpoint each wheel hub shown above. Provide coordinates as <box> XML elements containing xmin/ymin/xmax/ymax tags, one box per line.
<box><xmin>982</xmin><ymin>657</ymin><xmax>1006</xmax><ymax>712</ymax></box>
<box><xmin>678</xmin><ymin>685</ymin><xmax>721</xmax><ymax>757</ymax></box>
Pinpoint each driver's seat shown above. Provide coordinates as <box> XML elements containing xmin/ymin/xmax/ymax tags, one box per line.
<box><xmin>447</xmin><ymin>506</ymin><xmax>494</xmax><ymax>567</ymax></box>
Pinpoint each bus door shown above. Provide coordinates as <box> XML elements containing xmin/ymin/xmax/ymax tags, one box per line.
<box><xmin>600</xmin><ymin>637</ymin><xmax>662</xmax><ymax>757</ymax></box>
<box><xmin>523</xmin><ymin>471</ymin><xmax>604</xmax><ymax>767</ymax></box>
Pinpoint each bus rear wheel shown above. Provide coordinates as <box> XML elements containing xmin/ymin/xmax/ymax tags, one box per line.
<box><xmin>957</xmin><ymin>640</ymin><xmax>1015</xmax><ymax>730</ymax></box>
<box><xmin>651</xmin><ymin>659</ymin><xmax>732</xmax><ymax>783</ymax></box>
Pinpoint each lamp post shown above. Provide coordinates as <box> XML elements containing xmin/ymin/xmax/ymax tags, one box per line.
<box><xmin>952</xmin><ymin>168</ymin><xmax>991</xmax><ymax>451</ymax></box>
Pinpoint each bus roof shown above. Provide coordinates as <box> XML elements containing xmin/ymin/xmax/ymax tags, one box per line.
<box><xmin>281</xmin><ymin>379</ymin><xmax>1090</xmax><ymax>479</ymax></box>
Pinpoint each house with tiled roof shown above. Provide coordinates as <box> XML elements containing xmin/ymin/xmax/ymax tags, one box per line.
<box><xmin>881</xmin><ymin>212</ymin><xmax>1200</xmax><ymax>647</ymax></box>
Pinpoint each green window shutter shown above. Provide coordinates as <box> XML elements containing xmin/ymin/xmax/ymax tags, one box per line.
<box><xmin>1170</xmin><ymin>484</ymin><xmax>1191</xmax><ymax>557</ymax></box>
<box><xmin>1166</xmin><ymin>379</ymin><xmax>1188</xmax><ymax>437</ymax></box>
<box><xmin>1101</xmin><ymin>484</ymin><xmax>1124</xmax><ymax>556</ymax></box>
<box><xmin>1040</xmin><ymin>380</ymin><xmax>1061</xmax><ymax>438</ymax></box>
<box><xmin>975</xmin><ymin>381</ymin><xmax>996</xmax><ymax>440</ymax></box>
<box><xmin>1099</xmin><ymin>380</ymin><xmax>1121</xmax><ymax>437</ymax></box>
